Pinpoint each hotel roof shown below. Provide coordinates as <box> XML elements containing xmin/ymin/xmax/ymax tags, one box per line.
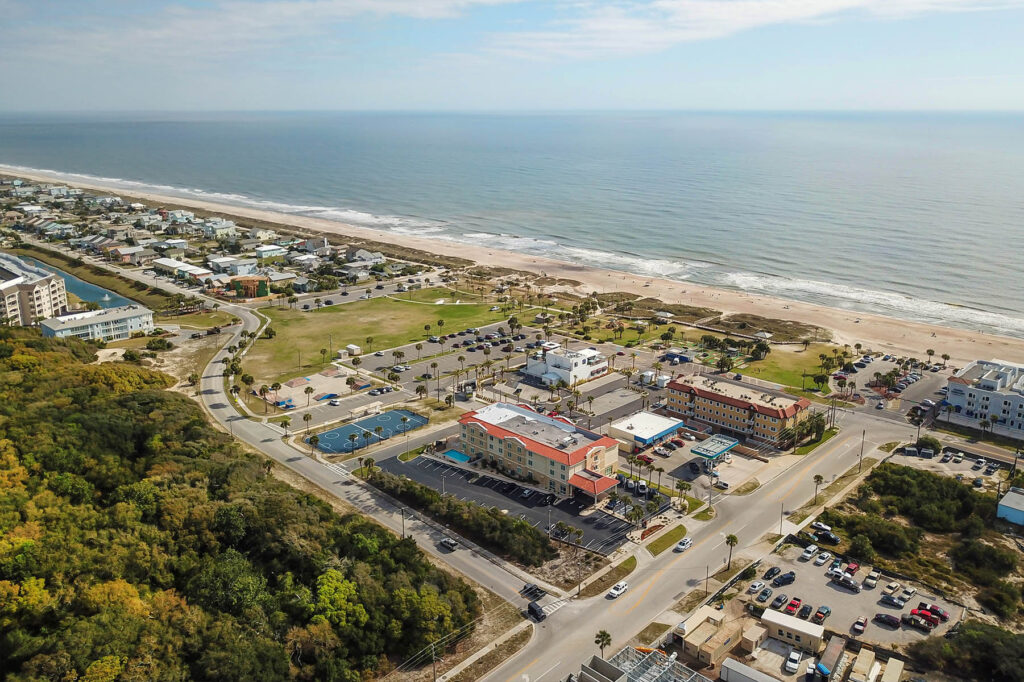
<box><xmin>40</xmin><ymin>305</ymin><xmax>153</xmax><ymax>331</ymax></box>
<box><xmin>460</xmin><ymin>403</ymin><xmax>618</xmax><ymax>466</ymax></box>
<box><xmin>668</xmin><ymin>373</ymin><xmax>810</xmax><ymax>419</ymax></box>
<box><xmin>0</xmin><ymin>252</ymin><xmax>56</xmax><ymax>285</ymax></box>
<box><xmin>567</xmin><ymin>470</ymin><xmax>618</xmax><ymax>496</ymax></box>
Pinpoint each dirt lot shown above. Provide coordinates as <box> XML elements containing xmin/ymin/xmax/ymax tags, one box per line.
<box><xmin>891</xmin><ymin>448</ymin><xmax>1007</xmax><ymax>493</ymax></box>
<box><xmin>740</xmin><ymin>545</ymin><xmax>963</xmax><ymax>650</ymax></box>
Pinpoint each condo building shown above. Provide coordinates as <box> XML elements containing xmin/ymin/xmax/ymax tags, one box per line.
<box><xmin>947</xmin><ymin>359</ymin><xmax>1024</xmax><ymax>438</ymax></box>
<box><xmin>0</xmin><ymin>252</ymin><xmax>68</xmax><ymax>326</ymax></box>
<box><xmin>40</xmin><ymin>305</ymin><xmax>154</xmax><ymax>342</ymax></box>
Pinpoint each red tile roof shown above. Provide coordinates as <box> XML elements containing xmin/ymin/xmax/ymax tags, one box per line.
<box><xmin>667</xmin><ymin>378</ymin><xmax>811</xmax><ymax>419</ymax></box>
<box><xmin>567</xmin><ymin>470</ymin><xmax>618</xmax><ymax>496</ymax></box>
<box><xmin>459</xmin><ymin>412</ymin><xmax>618</xmax><ymax>466</ymax></box>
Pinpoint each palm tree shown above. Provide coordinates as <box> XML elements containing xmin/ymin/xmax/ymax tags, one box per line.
<box><xmin>675</xmin><ymin>480</ymin><xmax>691</xmax><ymax>512</ymax></box>
<box><xmin>347</xmin><ymin>432</ymin><xmax>358</xmax><ymax>452</ymax></box>
<box><xmin>415</xmin><ymin>384</ymin><xmax>428</xmax><ymax>400</ymax></box>
<box><xmin>259</xmin><ymin>385</ymin><xmax>270</xmax><ymax>413</ymax></box>
<box><xmin>365</xmin><ymin>336</ymin><xmax>374</xmax><ymax>351</ymax></box>
<box><xmin>304</xmin><ymin>385</ymin><xmax>315</xmax><ymax>407</ymax></box>
<box><xmin>926</xmin><ymin>349</ymin><xmax>935</xmax><ymax>365</ymax></box>
<box><xmin>979</xmin><ymin>418</ymin><xmax>991</xmax><ymax>440</ymax></box>
<box><xmin>941</xmin><ymin>353</ymin><xmax>950</xmax><ymax>367</ymax></box>
<box><xmin>303</xmin><ymin>412</ymin><xmax>313</xmax><ymax>432</ymax></box>
<box><xmin>725</xmin><ymin>534</ymin><xmax>738</xmax><ymax>569</ymax></box>
<box><xmin>458</xmin><ymin>355</ymin><xmax>466</xmax><ymax>372</ymax></box>
<box><xmin>801</xmin><ymin>339</ymin><xmax>811</xmax><ymax>351</ymax></box>
<box><xmin>655</xmin><ymin>466</ymin><xmax>665</xmax><ymax>492</ymax></box>
<box><xmin>187</xmin><ymin>372</ymin><xmax>199</xmax><ymax>386</ymax></box>
<box><xmin>309</xmin><ymin>434</ymin><xmax>320</xmax><ymax>455</ymax></box>
<box><xmin>281</xmin><ymin>416</ymin><xmax>291</xmax><ymax>436</ymax></box>
<box><xmin>320</xmin><ymin>348</ymin><xmax>328</xmax><ymax>366</ymax></box>
<box><xmin>436</xmin><ymin>319</ymin><xmax>445</xmax><ymax>333</ymax></box>
<box><xmin>271</xmin><ymin>381</ymin><xmax>281</xmax><ymax>402</ymax></box>
<box><xmin>813</xmin><ymin>474</ymin><xmax>824</xmax><ymax>503</ymax></box>
<box><xmin>630</xmin><ymin>352</ymin><xmax>638</xmax><ymax>370</ymax></box>
<box><xmin>415</xmin><ymin>343</ymin><xmax>423</xmax><ymax>360</ymax></box>
<box><xmin>374</xmin><ymin>425</ymin><xmax>384</xmax><ymax>443</ymax></box>
<box><xmin>364</xmin><ymin>456</ymin><xmax>376</xmax><ymax>480</ymax></box>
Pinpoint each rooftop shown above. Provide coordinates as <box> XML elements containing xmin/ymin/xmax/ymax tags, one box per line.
<box><xmin>692</xmin><ymin>434</ymin><xmax>739</xmax><ymax>459</ymax></box>
<box><xmin>668</xmin><ymin>373</ymin><xmax>810</xmax><ymax>419</ymax></box>
<box><xmin>950</xmin><ymin>359</ymin><xmax>1024</xmax><ymax>395</ymax></box>
<box><xmin>40</xmin><ymin>305</ymin><xmax>153</xmax><ymax>330</ymax></box>
<box><xmin>0</xmin><ymin>252</ymin><xmax>56</xmax><ymax>285</ymax></box>
<box><xmin>999</xmin><ymin>487</ymin><xmax>1024</xmax><ymax>513</ymax></box>
<box><xmin>609</xmin><ymin>411</ymin><xmax>685</xmax><ymax>440</ymax></box>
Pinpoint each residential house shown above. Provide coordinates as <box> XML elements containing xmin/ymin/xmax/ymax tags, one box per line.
<box><xmin>255</xmin><ymin>244</ymin><xmax>288</xmax><ymax>259</ymax></box>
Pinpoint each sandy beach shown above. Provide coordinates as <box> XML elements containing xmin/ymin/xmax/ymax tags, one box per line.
<box><xmin>7</xmin><ymin>166</ymin><xmax>1024</xmax><ymax>367</ymax></box>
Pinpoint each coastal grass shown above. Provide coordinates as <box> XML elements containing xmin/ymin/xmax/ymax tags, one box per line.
<box><xmin>6</xmin><ymin>245</ymin><xmax>172</xmax><ymax>310</ymax></box>
<box><xmin>158</xmin><ymin>309</ymin><xmax>238</xmax><ymax>329</ymax></box>
<box><xmin>787</xmin><ymin>457</ymin><xmax>879</xmax><ymax>524</ymax></box>
<box><xmin>794</xmin><ymin>427</ymin><xmax>839</xmax><ymax>455</ymax></box>
<box><xmin>579</xmin><ymin>556</ymin><xmax>637</xmax><ymax>599</ymax></box>
<box><xmin>744</xmin><ymin>343</ymin><xmax>838</xmax><ymax>389</ymax></box>
<box><xmin>247</xmin><ymin>297</ymin><xmax>506</xmax><ymax>383</ymax></box>
<box><xmin>631</xmin><ymin>622</ymin><xmax>672</xmax><ymax>647</ymax></box>
<box><xmin>648</xmin><ymin>524</ymin><xmax>688</xmax><ymax>556</ymax></box>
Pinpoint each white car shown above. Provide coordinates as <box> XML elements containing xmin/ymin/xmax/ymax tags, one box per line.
<box><xmin>608</xmin><ymin>581</ymin><xmax>629</xmax><ymax>598</ymax></box>
<box><xmin>810</xmin><ymin>521</ymin><xmax>832</xmax><ymax>532</ymax></box>
<box><xmin>674</xmin><ymin>537</ymin><xmax>693</xmax><ymax>552</ymax></box>
<box><xmin>328</xmin><ymin>399</ymin><xmax>342</xmax><ymax>406</ymax></box>
<box><xmin>747</xmin><ymin>581</ymin><xmax>765</xmax><ymax>594</ymax></box>
<box><xmin>814</xmin><ymin>552</ymin><xmax>832</xmax><ymax>566</ymax></box>
<box><xmin>785</xmin><ymin>650</ymin><xmax>802</xmax><ymax>674</ymax></box>
<box><xmin>800</xmin><ymin>544</ymin><xmax>819</xmax><ymax>560</ymax></box>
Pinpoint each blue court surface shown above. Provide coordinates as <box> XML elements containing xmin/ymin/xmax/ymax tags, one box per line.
<box><xmin>308</xmin><ymin>409</ymin><xmax>428</xmax><ymax>454</ymax></box>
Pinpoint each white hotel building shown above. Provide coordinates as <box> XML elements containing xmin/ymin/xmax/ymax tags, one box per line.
<box><xmin>0</xmin><ymin>253</ymin><xmax>68</xmax><ymax>326</ymax></box>
<box><xmin>40</xmin><ymin>305</ymin><xmax>154</xmax><ymax>342</ymax></box>
<box><xmin>523</xmin><ymin>344</ymin><xmax>609</xmax><ymax>387</ymax></box>
<box><xmin>946</xmin><ymin>359</ymin><xmax>1024</xmax><ymax>439</ymax></box>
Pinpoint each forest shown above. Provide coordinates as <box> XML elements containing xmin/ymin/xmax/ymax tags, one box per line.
<box><xmin>0</xmin><ymin>329</ymin><xmax>479</xmax><ymax>681</ymax></box>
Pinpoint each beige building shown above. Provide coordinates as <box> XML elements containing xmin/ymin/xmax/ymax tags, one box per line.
<box><xmin>760</xmin><ymin>609</ymin><xmax>823</xmax><ymax>653</ymax></box>
<box><xmin>459</xmin><ymin>403</ymin><xmax>620</xmax><ymax>499</ymax></box>
<box><xmin>0</xmin><ymin>252</ymin><xmax>68</xmax><ymax>326</ymax></box>
<box><xmin>665</xmin><ymin>373</ymin><xmax>811</xmax><ymax>447</ymax></box>
<box><xmin>675</xmin><ymin>606</ymin><xmax>743</xmax><ymax>665</ymax></box>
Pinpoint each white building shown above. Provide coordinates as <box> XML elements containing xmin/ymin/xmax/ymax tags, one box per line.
<box><xmin>523</xmin><ymin>345</ymin><xmax>608</xmax><ymax>387</ymax></box>
<box><xmin>947</xmin><ymin>359</ymin><xmax>1024</xmax><ymax>438</ymax></box>
<box><xmin>607</xmin><ymin>411</ymin><xmax>686</xmax><ymax>453</ymax></box>
<box><xmin>255</xmin><ymin>244</ymin><xmax>288</xmax><ymax>259</ymax></box>
<box><xmin>201</xmin><ymin>218</ymin><xmax>237</xmax><ymax>240</ymax></box>
<box><xmin>40</xmin><ymin>305</ymin><xmax>154</xmax><ymax>342</ymax></box>
<box><xmin>0</xmin><ymin>253</ymin><xmax>68</xmax><ymax>326</ymax></box>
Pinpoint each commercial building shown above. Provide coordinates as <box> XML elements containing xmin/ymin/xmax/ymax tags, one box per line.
<box><xmin>152</xmin><ymin>257</ymin><xmax>213</xmax><ymax>282</ymax></box>
<box><xmin>719</xmin><ymin>658</ymin><xmax>780</xmax><ymax>682</ymax></box>
<box><xmin>459</xmin><ymin>403</ymin><xmax>619</xmax><ymax>498</ymax></box>
<box><xmin>523</xmin><ymin>345</ymin><xmax>608</xmax><ymax>387</ymax></box>
<box><xmin>40</xmin><ymin>305</ymin><xmax>154</xmax><ymax>342</ymax></box>
<box><xmin>946</xmin><ymin>359</ymin><xmax>1024</xmax><ymax>439</ymax></box>
<box><xmin>997</xmin><ymin>487</ymin><xmax>1024</xmax><ymax>526</ymax></box>
<box><xmin>569</xmin><ymin>648</ymin><xmax>715</xmax><ymax>682</ymax></box>
<box><xmin>760</xmin><ymin>609</ymin><xmax>823</xmax><ymax>654</ymax></box>
<box><xmin>0</xmin><ymin>252</ymin><xmax>68</xmax><ymax>326</ymax></box>
<box><xmin>608</xmin><ymin>411</ymin><xmax>686</xmax><ymax>453</ymax></box>
<box><xmin>674</xmin><ymin>606</ymin><xmax>743</xmax><ymax>666</ymax></box>
<box><xmin>665</xmin><ymin>373</ymin><xmax>811</xmax><ymax>447</ymax></box>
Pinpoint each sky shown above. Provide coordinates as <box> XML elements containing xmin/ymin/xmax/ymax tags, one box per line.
<box><xmin>1</xmin><ymin>0</ymin><xmax>1023</xmax><ymax>111</ymax></box>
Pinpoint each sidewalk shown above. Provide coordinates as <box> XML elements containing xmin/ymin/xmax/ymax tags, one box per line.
<box><xmin>436</xmin><ymin>620</ymin><xmax>534</xmax><ymax>682</ymax></box>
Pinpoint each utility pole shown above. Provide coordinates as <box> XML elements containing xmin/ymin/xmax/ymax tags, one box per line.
<box><xmin>859</xmin><ymin>429</ymin><xmax>866</xmax><ymax>472</ymax></box>
<box><xmin>431</xmin><ymin>642</ymin><xmax>437</xmax><ymax>682</ymax></box>
<box><xmin>401</xmin><ymin>508</ymin><xmax>406</xmax><ymax>538</ymax></box>
<box><xmin>705</xmin><ymin>565</ymin><xmax>709</xmax><ymax>596</ymax></box>
<box><xmin>1013</xmin><ymin>447</ymin><xmax>1020</xmax><ymax>477</ymax></box>
<box><xmin>780</xmin><ymin>501</ymin><xmax>784</xmax><ymax>536</ymax></box>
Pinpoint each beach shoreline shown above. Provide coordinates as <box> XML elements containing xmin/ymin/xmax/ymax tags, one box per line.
<box><xmin>6</xmin><ymin>165</ymin><xmax>1023</xmax><ymax>367</ymax></box>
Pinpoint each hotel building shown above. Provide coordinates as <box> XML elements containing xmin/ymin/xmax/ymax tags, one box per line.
<box><xmin>458</xmin><ymin>403</ymin><xmax>620</xmax><ymax>499</ymax></box>
<box><xmin>946</xmin><ymin>359</ymin><xmax>1024</xmax><ymax>439</ymax></box>
<box><xmin>0</xmin><ymin>252</ymin><xmax>68</xmax><ymax>326</ymax></box>
<box><xmin>40</xmin><ymin>305</ymin><xmax>154</xmax><ymax>342</ymax></box>
<box><xmin>523</xmin><ymin>345</ymin><xmax>608</xmax><ymax>387</ymax></box>
<box><xmin>665</xmin><ymin>373</ymin><xmax>811</xmax><ymax>447</ymax></box>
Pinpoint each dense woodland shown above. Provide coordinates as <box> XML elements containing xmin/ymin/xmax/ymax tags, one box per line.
<box><xmin>0</xmin><ymin>329</ymin><xmax>479</xmax><ymax>681</ymax></box>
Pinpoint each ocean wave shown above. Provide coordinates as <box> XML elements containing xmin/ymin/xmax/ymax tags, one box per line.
<box><xmin>723</xmin><ymin>272</ymin><xmax>1024</xmax><ymax>337</ymax></box>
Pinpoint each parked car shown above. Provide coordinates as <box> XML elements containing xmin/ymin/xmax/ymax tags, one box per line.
<box><xmin>608</xmin><ymin>581</ymin><xmax>629</xmax><ymax>598</ymax></box>
<box><xmin>797</xmin><ymin>604</ymin><xmax>813</xmax><ymax>619</ymax></box>
<box><xmin>764</xmin><ymin>567</ymin><xmax>781</xmax><ymax>580</ymax></box>
<box><xmin>637</xmin><ymin>481</ymin><xmax>648</xmax><ymax>495</ymax></box>
<box><xmin>748</xmin><ymin>581</ymin><xmax>765</xmax><ymax>594</ymax></box>
<box><xmin>756</xmin><ymin>587</ymin><xmax>773</xmax><ymax>603</ymax></box>
<box><xmin>772</xmin><ymin>571</ymin><xmax>796</xmax><ymax>588</ymax></box>
<box><xmin>784</xmin><ymin>650</ymin><xmax>802</xmax><ymax>674</ymax></box>
<box><xmin>853</xmin><ymin>616</ymin><xmax>867</xmax><ymax>634</ymax></box>
<box><xmin>902</xmin><ymin>613</ymin><xmax>934</xmax><ymax>632</ymax></box>
<box><xmin>846</xmin><ymin>561</ymin><xmax>860</xmax><ymax>575</ymax></box>
<box><xmin>810</xmin><ymin>521</ymin><xmax>832</xmax><ymax>532</ymax></box>
<box><xmin>874</xmin><ymin>613</ymin><xmax>900</xmax><ymax>628</ymax></box>
<box><xmin>911</xmin><ymin>609</ymin><xmax>940</xmax><ymax>627</ymax></box>
<box><xmin>863</xmin><ymin>570</ymin><xmax>880</xmax><ymax>588</ymax></box>
<box><xmin>812</xmin><ymin>606</ymin><xmax>831</xmax><ymax>624</ymax></box>
<box><xmin>816</xmin><ymin>531</ymin><xmax>840</xmax><ymax>545</ymax></box>
<box><xmin>800</xmin><ymin>545</ymin><xmax>819</xmax><ymax>560</ymax></box>
<box><xmin>883</xmin><ymin>581</ymin><xmax>901</xmax><ymax>596</ymax></box>
<box><xmin>918</xmin><ymin>602</ymin><xmax>950</xmax><ymax>622</ymax></box>
<box><xmin>770</xmin><ymin>593</ymin><xmax>789</xmax><ymax>609</ymax></box>
<box><xmin>900</xmin><ymin>586</ymin><xmax>918</xmax><ymax>601</ymax></box>
<box><xmin>881</xmin><ymin>594</ymin><xmax>906</xmax><ymax>608</ymax></box>
<box><xmin>784</xmin><ymin>598</ymin><xmax>802</xmax><ymax>615</ymax></box>
<box><xmin>814</xmin><ymin>552</ymin><xmax>832</xmax><ymax>566</ymax></box>
<box><xmin>714</xmin><ymin>480</ymin><xmax>730</xmax><ymax>490</ymax></box>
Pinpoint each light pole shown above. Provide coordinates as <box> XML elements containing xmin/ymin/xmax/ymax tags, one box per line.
<box><xmin>401</xmin><ymin>508</ymin><xmax>406</xmax><ymax>538</ymax></box>
<box><xmin>779</xmin><ymin>501</ymin><xmax>784</xmax><ymax>536</ymax></box>
<box><xmin>859</xmin><ymin>429</ymin><xmax>865</xmax><ymax>472</ymax></box>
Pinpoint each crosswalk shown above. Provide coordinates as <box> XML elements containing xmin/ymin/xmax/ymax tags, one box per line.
<box><xmin>325</xmin><ymin>462</ymin><xmax>351</xmax><ymax>479</ymax></box>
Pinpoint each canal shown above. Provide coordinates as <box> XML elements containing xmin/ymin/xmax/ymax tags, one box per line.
<box><xmin>20</xmin><ymin>256</ymin><xmax>134</xmax><ymax>309</ymax></box>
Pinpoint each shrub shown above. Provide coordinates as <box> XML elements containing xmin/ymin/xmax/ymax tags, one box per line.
<box><xmin>739</xmin><ymin>566</ymin><xmax>757</xmax><ymax>581</ymax></box>
<box><xmin>911</xmin><ymin>620</ymin><xmax>1024</xmax><ymax>681</ymax></box>
<box><xmin>950</xmin><ymin>539</ymin><xmax>1017</xmax><ymax>586</ymax></box>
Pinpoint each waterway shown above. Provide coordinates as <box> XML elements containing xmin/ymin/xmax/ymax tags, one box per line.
<box><xmin>20</xmin><ymin>256</ymin><xmax>134</xmax><ymax>309</ymax></box>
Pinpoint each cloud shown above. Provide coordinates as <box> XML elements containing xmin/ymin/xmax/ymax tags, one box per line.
<box><xmin>489</xmin><ymin>0</ymin><xmax>1024</xmax><ymax>58</ymax></box>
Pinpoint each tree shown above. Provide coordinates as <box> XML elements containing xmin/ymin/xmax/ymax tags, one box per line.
<box><xmin>347</xmin><ymin>432</ymin><xmax>358</xmax><ymax>452</ymax></box>
<box><xmin>320</xmin><ymin>348</ymin><xmax>328</xmax><ymax>366</ymax></box>
<box><xmin>365</xmin><ymin>336</ymin><xmax>374</xmax><ymax>350</ymax></box>
<box><xmin>415</xmin><ymin>384</ymin><xmax>428</xmax><ymax>400</ymax></box>
<box><xmin>941</xmin><ymin>353</ymin><xmax>950</xmax><ymax>367</ymax></box>
<box><xmin>716</xmin><ymin>355</ymin><xmax>734</xmax><ymax>372</ymax></box>
<box><xmin>437</xmin><ymin>319</ymin><xmax>445</xmax><ymax>332</ymax></box>
<box><xmin>813</xmin><ymin>474</ymin><xmax>825</xmax><ymax>503</ymax></box>
<box><xmin>281</xmin><ymin>416</ymin><xmax>291</xmax><ymax>436</ymax></box>
<box><xmin>802</xmin><ymin>339</ymin><xmax>811</xmax><ymax>351</ymax></box>
<box><xmin>458</xmin><ymin>355</ymin><xmax>466</xmax><ymax>372</ymax></box>
<box><xmin>415</xmin><ymin>343</ymin><xmax>423</xmax><ymax>360</ymax></box>
<box><xmin>187</xmin><ymin>372</ymin><xmax>199</xmax><ymax>386</ymax></box>
<box><xmin>675</xmin><ymin>480</ymin><xmax>691</xmax><ymax>512</ymax></box>
<box><xmin>309</xmin><ymin>434</ymin><xmax>320</xmax><ymax>455</ymax></box>
<box><xmin>258</xmin><ymin>385</ymin><xmax>270</xmax><ymax>413</ymax></box>
<box><xmin>264</xmin><ymin>326</ymin><xmax>277</xmax><ymax>339</ymax></box>
<box><xmin>305</xmin><ymin>385</ymin><xmax>315</xmax><ymax>407</ymax></box>
<box><xmin>595</xmin><ymin>630</ymin><xmax>612</xmax><ymax>657</ymax></box>
<box><xmin>926</xmin><ymin>349</ymin><xmax>935</xmax><ymax>365</ymax></box>
<box><xmin>303</xmin><ymin>412</ymin><xmax>312</xmax><ymax>432</ymax></box>
<box><xmin>725</xmin><ymin>534</ymin><xmax>738</xmax><ymax>569</ymax></box>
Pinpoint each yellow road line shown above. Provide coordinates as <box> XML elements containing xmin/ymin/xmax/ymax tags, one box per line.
<box><xmin>775</xmin><ymin>437</ymin><xmax>850</xmax><ymax>503</ymax></box>
<box><xmin>506</xmin><ymin>657</ymin><xmax>539</xmax><ymax>682</ymax></box>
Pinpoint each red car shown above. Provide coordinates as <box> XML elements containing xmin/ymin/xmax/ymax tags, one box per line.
<box><xmin>672</xmin><ymin>438</ymin><xmax>686</xmax><ymax>447</ymax></box>
<box><xmin>845</xmin><ymin>562</ymin><xmax>860</xmax><ymax>575</ymax></box>
<box><xmin>784</xmin><ymin>598</ymin><xmax>802</xmax><ymax>615</ymax></box>
<box><xmin>911</xmin><ymin>609</ymin><xmax>940</xmax><ymax>627</ymax></box>
<box><xmin>918</xmin><ymin>602</ymin><xmax>950</xmax><ymax>622</ymax></box>
<box><xmin>637</xmin><ymin>454</ymin><xmax>654</xmax><ymax>465</ymax></box>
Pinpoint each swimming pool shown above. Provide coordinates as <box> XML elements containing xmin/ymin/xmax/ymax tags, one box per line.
<box><xmin>442</xmin><ymin>449</ymin><xmax>471</xmax><ymax>463</ymax></box>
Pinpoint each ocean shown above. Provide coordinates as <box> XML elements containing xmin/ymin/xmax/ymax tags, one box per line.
<box><xmin>1</xmin><ymin>111</ymin><xmax>1022</xmax><ymax>337</ymax></box>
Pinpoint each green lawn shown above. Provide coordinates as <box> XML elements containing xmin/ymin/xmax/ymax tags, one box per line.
<box><xmin>579</xmin><ymin>556</ymin><xmax>637</xmax><ymax>598</ymax></box>
<box><xmin>742</xmin><ymin>343</ymin><xmax>838</xmax><ymax>389</ymax></box>
<box><xmin>156</xmin><ymin>309</ymin><xmax>238</xmax><ymax>329</ymax></box>
<box><xmin>248</xmin><ymin>297</ymin><xmax>506</xmax><ymax>382</ymax></box>
<box><xmin>795</xmin><ymin>427</ymin><xmax>839</xmax><ymax>455</ymax></box>
<box><xmin>648</xmin><ymin>524</ymin><xmax>688</xmax><ymax>556</ymax></box>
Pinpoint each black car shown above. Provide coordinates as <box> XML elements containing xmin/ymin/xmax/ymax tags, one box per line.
<box><xmin>341</xmin><ymin>291</ymin><xmax>349</xmax><ymax>296</ymax></box>
<box><xmin>688</xmin><ymin>462</ymin><xmax>701</xmax><ymax>475</ymax></box>
<box><xmin>770</xmin><ymin>593</ymin><xmax>788</xmax><ymax>609</ymax></box>
<box><xmin>375</xmin><ymin>284</ymin><xmax>385</xmax><ymax>289</ymax></box>
<box><xmin>764</xmin><ymin>567</ymin><xmax>781</xmax><ymax>580</ymax></box>
<box><xmin>816</xmin><ymin>531</ymin><xmax>840</xmax><ymax>545</ymax></box>
<box><xmin>874</xmin><ymin>613</ymin><xmax>900</xmax><ymax>628</ymax></box>
<box><xmin>797</xmin><ymin>604</ymin><xmax>813</xmax><ymax>619</ymax></box>
<box><xmin>772</xmin><ymin>571</ymin><xmax>796</xmax><ymax>587</ymax></box>
<box><xmin>325</xmin><ymin>299</ymin><xmax>333</xmax><ymax>305</ymax></box>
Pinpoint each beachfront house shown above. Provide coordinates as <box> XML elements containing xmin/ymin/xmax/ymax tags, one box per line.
<box><xmin>523</xmin><ymin>345</ymin><xmax>609</xmax><ymax>388</ymax></box>
<box><xmin>255</xmin><ymin>244</ymin><xmax>287</xmax><ymax>259</ymax></box>
<box><xmin>201</xmin><ymin>218</ymin><xmax>237</xmax><ymax>240</ymax></box>
<box><xmin>946</xmin><ymin>359</ymin><xmax>1024</xmax><ymax>440</ymax></box>
<box><xmin>248</xmin><ymin>228</ymin><xmax>278</xmax><ymax>241</ymax></box>
<box><xmin>345</xmin><ymin>247</ymin><xmax>385</xmax><ymax>265</ymax></box>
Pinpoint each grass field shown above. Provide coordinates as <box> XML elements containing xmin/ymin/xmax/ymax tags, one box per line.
<box><xmin>248</xmin><ymin>297</ymin><xmax>507</xmax><ymax>382</ymax></box>
<box><xmin>157</xmin><ymin>309</ymin><xmax>238</xmax><ymax>329</ymax></box>
<box><xmin>743</xmin><ymin>343</ymin><xmax>837</xmax><ymax>389</ymax></box>
<box><xmin>795</xmin><ymin>427</ymin><xmax>839</xmax><ymax>455</ymax></box>
<box><xmin>648</xmin><ymin>525</ymin><xmax>688</xmax><ymax>556</ymax></box>
<box><xmin>579</xmin><ymin>556</ymin><xmax>637</xmax><ymax>598</ymax></box>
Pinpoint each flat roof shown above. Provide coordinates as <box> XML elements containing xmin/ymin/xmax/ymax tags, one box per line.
<box><xmin>40</xmin><ymin>304</ymin><xmax>153</xmax><ymax>330</ymax></box>
<box><xmin>668</xmin><ymin>373</ymin><xmax>810</xmax><ymax>419</ymax></box>
<box><xmin>609</xmin><ymin>411</ymin><xmax>685</xmax><ymax>441</ymax></box>
<box><xmin>999</xmin><ymin>487</ymin><xmax>1024</xmax><ymax>514</ymax></box>
<box><xmin>761</xmin><ymin>608</ymin><xmax>825</xmax><ymax>639</ymax></box>
<box><xmin>693</xmin><ymin>434</ymin><xmax>739</xmax><ymax>459</ymax></box>
<box><xmin>720</xmin><ymin>658</ymin><xmax>779</xmax><ymax>682</ymax></box>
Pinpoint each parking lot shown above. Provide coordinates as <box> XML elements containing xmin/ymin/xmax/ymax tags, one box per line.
<box><xmin>376</xmin><ymin>456</ymin><xmax>639</xmax><ymax>554</ymax></box>
<box><xmin>893</xmin><ymin>446</ymin><xmax>1007</xmax><ymax>492</ymax></box>
<box><xmin>745</xmin><ymin>545</ymin><xmax>961</xmax><ymax>648</ymax></box>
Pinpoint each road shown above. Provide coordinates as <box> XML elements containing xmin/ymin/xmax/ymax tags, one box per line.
<box><xmin>481</xmin><ymin>410</ymin><xmax>914</xmax><ymax>682</ymax></box>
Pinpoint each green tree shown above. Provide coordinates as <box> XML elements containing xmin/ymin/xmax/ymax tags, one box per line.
<box><xmin>595</xmin><ymin>630</ymin><xmax>612</xmax><ymax>657</ymax></box>
<box><xmin>305</xmin><ymin>385</ymin><xmax>315</xmax><ymax>407</ymax></box>
<box><xmin>813</xmin><ymin>474</ymin><xmax>825</xmax><ymax>503</ymax></box>
<box><xmin>725</xmin><ymin>534</ymin><xmax>738</xmax><ymax>569</ymax></box>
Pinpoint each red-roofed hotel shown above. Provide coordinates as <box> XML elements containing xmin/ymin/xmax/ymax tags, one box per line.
<box><xmin>665</xmin><ymin>373</ymin><xmax>811</xmax><ymax>447</ymax></box>
<box><xmin>459</xmin><ymin>403</ymin><xmax>620</xmax><ymax>499</ymax></box>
